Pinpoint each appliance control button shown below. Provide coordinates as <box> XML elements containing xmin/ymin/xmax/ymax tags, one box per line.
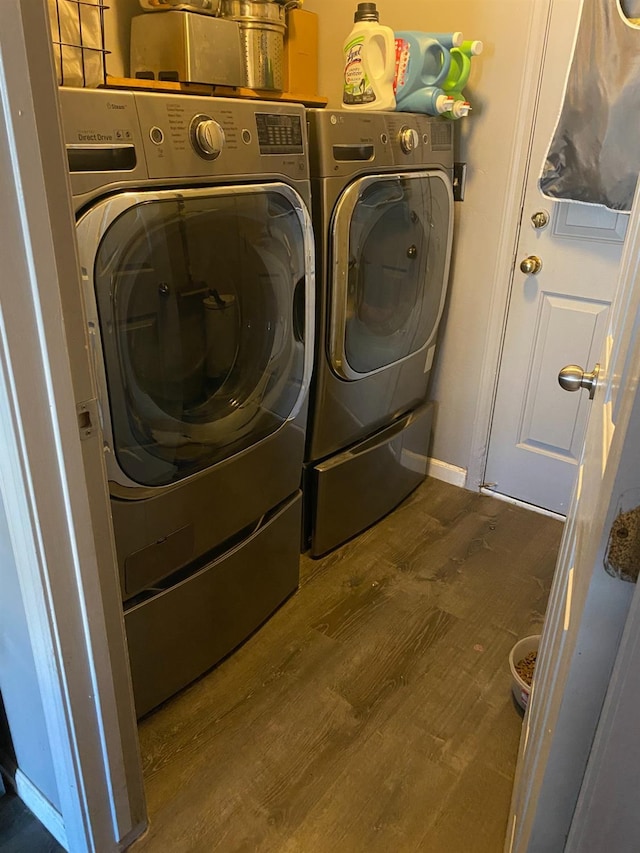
<box><xmin>399</xmin><ymin>127</ymin><xmax>419</xmax><ymax>154</ymax></box>
<box><xmin>149</xmin><ymin>126</ymin><xmax>164</xmax><ymax>145</ymax></box>
<box><xmin>242</xmin><ymin>129</ymin><xmax>252</xmax><ymax>144</ymax></box>
<box><xmin>190</xmin><ymin>115</ymin><xmax>225</xmax><ymax>159</ymax></box>
<box><xmin>380</xmin><ymin>132</ymin><xmax>388</xmax><ymax>144</ymax></box>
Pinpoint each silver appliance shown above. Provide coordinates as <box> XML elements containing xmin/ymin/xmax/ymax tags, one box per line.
<box><xmin>219</xmin><ymin>0</ymin><xmax>286</xmax><ymax>91</ymax></box>
<box><xmin>60</xmin><ymin>87</ymin><xmax>314</xmax><ymax>716</ymax></box>
<box><xmin>130</xmin><ymin>11</ymin><xmax>244</xmax><ymax>87</ymax></box>
<box><xmin>138</xmin><ymin>0</ymin><xmax>221</xmax><ymax>13</ymax></box>
<box><xmin>304</xmin><ymin>109</ymin><xmax>454</xmax><ymax>556</ymax></box>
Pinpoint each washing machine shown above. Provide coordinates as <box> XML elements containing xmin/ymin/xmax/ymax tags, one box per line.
<box><xmin>304</xmin><ymin>109</ymin><xmax>454</xmax><ymax>556</ymax></box>
<box><xmin>59</xmin><ymin>88</ymin><xmax>314</xmax><ymax>716</ymax></box>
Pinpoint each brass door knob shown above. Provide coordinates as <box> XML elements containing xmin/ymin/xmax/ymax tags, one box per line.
<box><xmin>520</xmin><ymin>255</ymin><xmax>543</xmax><ymax>275</ymax></box>
<box><xmin>558</xmin><ymin>363</ymin><xmax>600</xmax><ymax>400</ymax></box>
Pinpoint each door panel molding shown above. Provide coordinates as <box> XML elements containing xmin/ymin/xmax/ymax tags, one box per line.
<box><xmin>517</xmin><ymin>294</ymin><xmax>609</xmax><ymax>456</ymax></box>
<box><xmin>552</xmin><ymin>200</ymin><xmax>629</xmax><ymax>243</ymax></box>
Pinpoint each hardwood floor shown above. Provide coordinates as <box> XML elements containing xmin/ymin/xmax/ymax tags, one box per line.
<box><xmin>134</xmin><ymin>479</ymin><xmax>563</xmax><ymax>853</ymax></box>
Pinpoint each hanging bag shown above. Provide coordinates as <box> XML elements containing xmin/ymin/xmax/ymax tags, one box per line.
<box><xmin>539</xmin><ymin>0</ymin><xmax>640</xmax><ymax>212</ymax></box>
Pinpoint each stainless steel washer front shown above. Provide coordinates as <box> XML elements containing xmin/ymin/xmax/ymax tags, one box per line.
<box><xmin>60</xmin><ymin>87</ymin><xmax>314</xmax><ymax>715</ymax></box>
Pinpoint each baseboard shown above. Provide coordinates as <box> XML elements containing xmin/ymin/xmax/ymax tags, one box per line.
<box><xmin>14</xmin><ymin>769</ymin><xmax>68</xmax><ymax>850</ymax></box>
<box><xmin>480</xmin><ymin>487</ymin><xmax>566</xmax><ymax>521</ymax></box>
<box><xmin>427</xmin><ymin>457</ymin><xmax>467</xmax><ymax>488</ymax></box>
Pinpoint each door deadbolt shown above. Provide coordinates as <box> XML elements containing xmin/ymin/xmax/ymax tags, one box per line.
<box><xmin>531</xmin><ymin>210</ymin><xmax>550</xmax><ymax>229</ymax></box>
<box><xmin>558</xmin><ymin>363</ymin><xmax>600</xmax><ymax>400</ymax></box>
<box><xmin>520</xmin><ymin>255</ymin><xmax>542</xmax><ymax>275</ymax></box>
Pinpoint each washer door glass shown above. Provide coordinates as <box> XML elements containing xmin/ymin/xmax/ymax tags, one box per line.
<box><xmin>330</xmin><ymin>170</ymin><xmax>453</xmax><ymax>378</ymax></box>
<box><xmin>86</xmin><ymin>185</ymin><xmax>311</xmax><ymax>487</ymax></box>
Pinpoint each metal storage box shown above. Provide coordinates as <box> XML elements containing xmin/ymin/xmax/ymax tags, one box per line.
<box><xmin>130</xmin><ymin>10</ymin><xmax>244</xmax><ymax>87</ymax></box>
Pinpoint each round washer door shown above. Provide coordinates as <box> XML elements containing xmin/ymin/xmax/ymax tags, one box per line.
<box><xmin>77</xmin><ymin>183</ymin><xmax>314</xmax><ymax>489</ymax></box>
<box><xmin>329</xmin><ymin>170</ymin><xmax>453</xmax><ymax>380</ymax></box>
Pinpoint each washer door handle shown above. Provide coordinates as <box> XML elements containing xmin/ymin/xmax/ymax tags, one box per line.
<box><xmin>292</xmin><ymin>277</ymin><xmax>306</xmax><ymax>343</ymax></box>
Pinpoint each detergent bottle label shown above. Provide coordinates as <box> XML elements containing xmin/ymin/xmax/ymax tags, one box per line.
<box><xmin>343</xmin><ymin>36</ymin><xmax>374</xmax><ymax>104</ymax></box>
<box><xmin>394</xmin><ymin>37</ymin><xmax>410</xmax><ymax>93</ymax></box>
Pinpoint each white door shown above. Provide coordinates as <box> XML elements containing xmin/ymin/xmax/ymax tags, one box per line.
<box><xmin>484</xmin><ymin>0</ymin><xmax>628</xmax><ymax>515</ymax></box>
<box><xmin>506</xmin><ymin>182</ymin><xmax>640</xmax><ymax>852</ymax></box>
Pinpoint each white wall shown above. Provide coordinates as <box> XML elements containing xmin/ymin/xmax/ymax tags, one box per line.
<box><xmin>104</xmin><ymin>0</ymin><xmax>140</xmax><ymax>78</ymax></box>
<box><xmin>306</xmin><ymin>0</ymin><xmax>540</xmax><ymax>480</ymax></box>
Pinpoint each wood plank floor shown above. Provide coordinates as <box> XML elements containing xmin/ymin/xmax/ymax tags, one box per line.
<box><xmin>134</xmin><ymin>479</ymin><xmax>563</xmax><ymax>853</ymax></box>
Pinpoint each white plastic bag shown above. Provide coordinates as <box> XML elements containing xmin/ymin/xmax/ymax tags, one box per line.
<box><xmin>48</xmin><ymin>0</ymin><xmax>105</xmax><ymax>88</ymax></box>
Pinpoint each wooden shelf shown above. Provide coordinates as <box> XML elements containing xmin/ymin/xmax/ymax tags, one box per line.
<box><xmin>105</xmin><ymin>76</ymin><xmax>328</xmax><ymax>108</ymax></box>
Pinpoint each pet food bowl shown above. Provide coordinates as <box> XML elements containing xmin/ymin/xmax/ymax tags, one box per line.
<box><xmin>509</xmin><ymin>634</ymin><xmax>540</xmax><ymax>710</ymax></box>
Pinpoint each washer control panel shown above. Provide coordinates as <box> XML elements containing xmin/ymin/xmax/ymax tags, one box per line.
<box><xmin>58</xmin><ymin>88</ymin><xmax>310</xmax><ymax>196</ymax></box>
<box><xmin>255</xmin><ymin>112</ymin><xmax>304</xmax><ymax>155</ymax></box>
<box><xmin>134</xmin><ymin>94</ymin><xmax>309</xmax><ymax>180</ymax></box>
<box><xmin>190</xmin><ymin>114</ymin><xmax>225</xmax><ymax>160</ymax></box>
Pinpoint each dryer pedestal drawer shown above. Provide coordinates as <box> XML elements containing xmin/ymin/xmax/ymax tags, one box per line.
<box><xmin>124</xmin><ymin>491</ymin><xmax>301</xmax><ymax>717</ymax></box>
<box><xmin>310</xmin><ymin>402</ymin><xmax>433</xmax><ymax>557</ymax></box>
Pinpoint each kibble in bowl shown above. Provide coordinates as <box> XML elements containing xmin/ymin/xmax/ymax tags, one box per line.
<box><xmin>509</xmin><ymin>635</ymin><xmax>540</xmax><ymax>710</ymax></box>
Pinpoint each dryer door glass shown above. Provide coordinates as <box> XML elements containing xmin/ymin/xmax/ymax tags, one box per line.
<box><xmin>330</xmin><ymin>170</ymin><xmax>453</xmax><ymax>379</ymax></box>
<box><xmin>89</xmin><ymin>185</ymin><xmax>311</xmax><ymax>487</ymax></box>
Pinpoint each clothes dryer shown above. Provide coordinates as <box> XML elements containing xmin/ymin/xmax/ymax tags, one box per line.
<box><xmin>304</xmin><ymin>110</ymin><xmax>454</xmax><ymax>556</ymax></box>
<box><xmin>60</xmin><ymin>88</ymin><xmax>314</xmax><ymax>715</ymax></box>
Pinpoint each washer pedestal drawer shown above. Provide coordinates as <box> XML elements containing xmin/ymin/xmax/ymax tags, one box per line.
<box><xmin>124</xmin><ymin>491</ymin><xmax>301</xmax><ymax>717</ymax></box>
<box><xmin>310</xmin><ymin>402</ymin><xmax>433</xmax><ymax>557</ymax></box>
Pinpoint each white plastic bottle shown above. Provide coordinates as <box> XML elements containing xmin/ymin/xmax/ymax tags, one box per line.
<box><xmin>343</xmin><ymin>3</ymin><xmax>396</xmax><ymax>111</ymax></box>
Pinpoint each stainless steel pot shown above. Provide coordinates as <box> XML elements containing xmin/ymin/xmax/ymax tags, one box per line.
<box><xmin>219</xmin><ymin>0</ymin><xmax>286</xmax><ymax>90</ymax></box>
<box><xmin>219</xmin><ymin>0</ymin><xmax>285</xmax><ymax>20</ymax></box>
<box><xmin>138</xmin><ymin>0</ymin><xmax>222</xmax><ymax>14</ymax></box>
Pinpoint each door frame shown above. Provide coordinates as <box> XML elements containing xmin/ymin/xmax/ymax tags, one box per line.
<box><xmin>0</xmin><ymin>1</ymin><xmax>146</xmax><ymax>850</ymax></box>
<box><xmin>466</xmin><ymin>0</ymin><xmax>559</xmax><ymax>493</ymax></box>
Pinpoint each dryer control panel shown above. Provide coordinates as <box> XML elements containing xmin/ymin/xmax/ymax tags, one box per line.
<box><xmin>306</xmin><ymin>109</ymin><xmax>454</xmax><ymax>180</ymax></box>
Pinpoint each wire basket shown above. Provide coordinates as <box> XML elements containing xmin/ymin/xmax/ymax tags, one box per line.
<box><xmin>48</xmin><ymin>0</ymin><xmax>109</xmax><ymax>88</ymax></box>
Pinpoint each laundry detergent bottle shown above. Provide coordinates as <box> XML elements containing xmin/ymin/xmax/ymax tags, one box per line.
<box><xmin>396</xmin><ymin>85</ymin><xmax>455</xmax><ymax>115</ymax></box>
<box><xmin>394</xmin><ymin>31</ymin><xmax>452</xmax><ymax>110</ymax></box>
<box><xmin>442</xmin><ymin>39</ymin><xmax>483</xmax><ymax>93</ymax></box>
<box><xmin>343</xmin><ymin>3</ymin><xmax>396</xmax><ymax>111</ymax></box>
<box><xmin>424</xmin><ymin>32</ymin><xmax>464</xmax><ymax>49</ymax></box>
<box><xmin>443</xmin><ymin>91</ymin><xmax>472</xmax><ymax>119</ymax></box>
